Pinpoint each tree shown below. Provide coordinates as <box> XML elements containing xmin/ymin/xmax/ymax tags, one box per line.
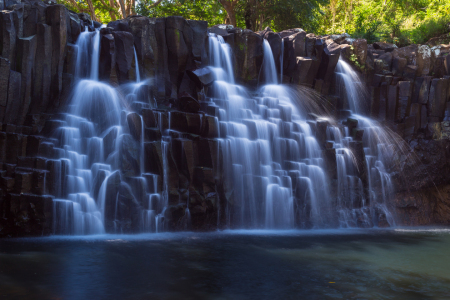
<box><xmin>57</xmin><ymin>0</ymin><xmax>164</xmax><ymax>23</ymax></box>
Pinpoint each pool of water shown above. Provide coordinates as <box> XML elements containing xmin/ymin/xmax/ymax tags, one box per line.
<box><xmin>1</xmin><ymin>228</ymin><xmax>450</xmax><ymax>299</ymax></box>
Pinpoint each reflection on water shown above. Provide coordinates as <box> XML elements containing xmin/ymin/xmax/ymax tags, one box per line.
<box><xmin>1</xmin><ymin>228</ymin><xmax>450</xmax><ymax>299</ymax></box>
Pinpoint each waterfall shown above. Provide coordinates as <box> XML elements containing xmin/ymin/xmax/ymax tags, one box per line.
<box><xmin>134</xmin><ymin>47</ymin><xmax>141</xmax><ymax>83</ymax></box>
<box><xmin>50</xmin><ymin>25</ymin><xmax>165</xmax><ymax>235</ymax></box>
<box><xmin>262</xmin><ymin>39</ymin><xmax>278</xmax><ymax>85</ymax></box>
<box><xmin>280</xmin><ymin>39</ymin><xmax>284</xmax><ymax>83</ymax></box>
<box><xmin>50</xmin><ymin>24</ymin><xmax>397</xmax><ymax>235</ymax></box>
<box><xmin>327</xmin><ymin>58</ymin><xmax>397</xmax><ymax>227</ymax></box>
<box><xmin>336</xmin><ymin>60</ymin><xmax>366</xmax><ymax>114</ymax></box>
<box><xmin>210</xmin><ymin>35</ymin><xmax>331</xmax><ymax>228</ymax></box>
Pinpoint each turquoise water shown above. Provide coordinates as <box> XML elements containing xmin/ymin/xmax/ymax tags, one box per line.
<box><xmin>1</xmin><ymin>228</ymin><xmax>450</xmax><ymax>299</ymax></box>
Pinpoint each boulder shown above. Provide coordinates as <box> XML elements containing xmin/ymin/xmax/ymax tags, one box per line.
<box><xmin>186</xmin><ymin>67</ymin><xmax>215</xmax><ymax>88</ymax></box>
<box><xmin>373</xmin><ymin>42</ymin><xmax>397</xmax><ymax>52</ymax></box>
<box><xmin>107</xmin><ymin>19</ymin><xmax>131</xmax><ymax>32</ymax></box>
<box><xmin>352</xmin><ymin>39</ymin><xmax>367</xmax><ymax>66</ymax></box>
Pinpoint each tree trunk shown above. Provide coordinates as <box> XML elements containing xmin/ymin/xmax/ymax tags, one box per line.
<box><xmin>219</xmin><ymin>0</ymin><xmax>237</xmax><ymax>27</ymax></box>
<box><xmin>131</xmin><ymin>0</ymin><xmax>136</xmax><ymax>15</ymax></box>
<box><xmin>117</xmin><ymin>0</ymin><xmax>127</xmax><ymax>18</ymax></box>
<box><xmin>244</xmin><ymin>3</ymin><xmax>252</xmax><ymax>30</ymax></box>
<box><xmin>109</xmin><ymin>0</ymin><xmax>117</xmax><ymax>20</ymax></box>
<box><xmin>68</xmin><ymin>0</ymin><xmax>84</xmax><ymax>13</ymax></box>
<box><xmin>85</xmin><ymin>0</ymin><xmax>97</xmax><ymax>22</ymax></box>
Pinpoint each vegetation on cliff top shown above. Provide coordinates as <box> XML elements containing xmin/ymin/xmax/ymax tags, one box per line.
<box><xmin>59</xmin><ymin>0</ymin><xmax>449</xmax><ymax>45</ymax></box>
<box><xmin>319</xmin><ymin>0</ymin><xmax>450</xmax><ymax>46</ymax></box>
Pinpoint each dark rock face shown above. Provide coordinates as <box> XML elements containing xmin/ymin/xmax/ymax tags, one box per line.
<box><xmin>112</xmin><ymin>31</ymin><xmax>134</xmax><ymax>83</ymax></box>
<box><xmin>233</xmin><ymin>29</ymin><xmax>263</xmax><ymax>86</ymax></box>
<box><xmin>119</xmin><ymin>134</ymin><xmax>140</xmax><ymax>177</ymax></box>
<box><xmin>46</xmin><ymin>4</ymin><xmax>67</xmax><ymax>106</ymax></box>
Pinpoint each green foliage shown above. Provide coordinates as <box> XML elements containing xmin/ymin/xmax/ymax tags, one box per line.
<box><xmin>318</xmin><ymin>0</ymin><xmax>450</xmax><ymax>46</ymax></box>
<box><xmin>137</xmin><ymin>0</ymin><xmax>326</xmax><ymax>32</ymax></box>
<box><xmin>137</xmin><ymin>0</ymin><xmax>227</xmax><ymax>25</ymax></box>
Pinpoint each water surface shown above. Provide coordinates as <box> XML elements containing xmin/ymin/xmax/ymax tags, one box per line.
<box><xmin>1</xmin><ymin>228</ymin><xmax>450</xmax><ymax>299</ymax></box>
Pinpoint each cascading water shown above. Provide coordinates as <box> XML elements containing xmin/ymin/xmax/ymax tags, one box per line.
<box><xmin>52</xmin><ymin>28</ymin><xmax>109</xmax><ymax>234</ymax></box>
<box><xmin>51</xmin><ymin>27</ymin><xmax>169</xmax><ymax>234</ymax></box>
<box><xmin>50</xmin><ymin>26</ymin><xmax>397</xmax><ymax>235</ymax></box>
<box><xmin>209</xmin><ymin>33</ymin><xmax>331</xmax><ymax>228</ymax></box>
<box><xmin>261</xmin><ymin>39</ymin><xmax>278</xmax><ymax>85</ymax></box>
<box><xmin>327</xmin><ymin>59</ymin><xmax>397</xmax><ymax>227</ymax></box>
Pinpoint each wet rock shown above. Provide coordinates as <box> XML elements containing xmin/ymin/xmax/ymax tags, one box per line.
<box><xmin>293</xmin><ymin>57</ymin><xmax>312</xmax><ymax>85</ymax></box>
<box><xmin>0</xmin><ymin>57</ymin><xmax>10</xmax><ymax>121</ymax></box>
<box><xmin>127</xmin><ymin>112</ymin><xmax>142</xmax><ymax>142</ymax></box>
<box><xmin>141</xmin><ymin>108</ymin><xmax>157</xmax><ymax>127</ymax></box>
<box><xmin>144</xmin><ymin>127</ymin><xmax>161</xmax><ymax>141</ymax></box>
<box><xmin>201</xmin><ymin>115</ymin><xmax>219</xmax><ymax>138</ymax></box>
<box><xmin>186</xmin><ymin>19</ymin><xmax>207</xmax><ymax>61</ymax></box>
<box><xmin>0</xmin><ymin>11</ymin><xmax>16</xmax><ymax>66</ymax></box>
<box><xmin>186</xmin><ymin>67</ymin><xmax>214</xmax><ymax>88</ymax></box>
<box><xmin>46</xmin><ymin>4</ymin><xmax>67</xmax><ymax>104</ymax></box>
<box><xmin>107</xmin><ymin>19</ymin><xmax>131</xmax><ymax>32</ymax></box>
<box><xmin>369</xmin><ymin>86</ymin><xmax>380</xmax><ymax>118</ymax></box>
<box><xmin>119</xmin><ymin>134</ymin><xmax>140</xmax><ymax>177</ymax></box>
<box><xmin>387</xmin><ymin>85</ymin><xmax>399</xmax><ymax>122</ymax></box>
<box><xmin>166</xmin><ymin>16</ymin><xmax>191</xmax><ymax>90</ymax></box>
<box><xmin>305</xmin><ymin>35</ymin><xmax>316</xmax><ymax>57</ymax></box>
<box><xmin>178</xmin><ymin>92</ymin><xmax>200</xmax><ymax>113</ymax></box>
<box><xmin>68</xmin><ymin>12</ymin><xmax>81</xmax><ymax>43</ymax></box>
<box><xmin>112</xmin><ymin>31</ymin><xmax>134</xmax><ymax>83</ymax></box>
<box><xmin>170</xmin><ymin>111</ymin><xmax>201</xmax><ymax>135</ymax></box>
<box><xmin>2</xmin><ymin>193</ymin><xmax>53</xmax><ymax>237</ymax></box>
<box><xmin>15</xmin><ymin>35</ymin><xmax>37</xmax><ymax>125</ymax></box>
<box><xmin>144</xmin><ymin>141</ymin><xmax>163</xmax><ymax>175</ymax></box>
<box><xmin>30</xmin><ymin>23</ymin><xmax>52</xmax><ymax>114</ymax></box>
<box><xmin>99</xmin><ymin>33</ymin><xmax>115</xmax><ymax>81</ymax></box>
<box><xmin>316</xmin><ymin>40</ymin><xmax>340</xmax><ymax>94</ymax></box>
<box><xmin>172</xmin><ymin>138</ymin><xmax>196</xmax><ymax>182</ymax></box>
<box><xmin>111</xmin><ymin>182</ymin><xmax>141</xmax><ymax>233</ymax></box>
<box><xmin>14</xmin><ymin>171</ymin><xmax>31</xmax><ymax>193</ymax></box>
<box><xmin>233</xmin><ymin>29</ymin><xmax>263</xmax><ymax>86</ymax></box>
<box><xmin>3</xmin><ymin>70</ymin><xmax>21</xmax><ymax>124</ymax></box>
